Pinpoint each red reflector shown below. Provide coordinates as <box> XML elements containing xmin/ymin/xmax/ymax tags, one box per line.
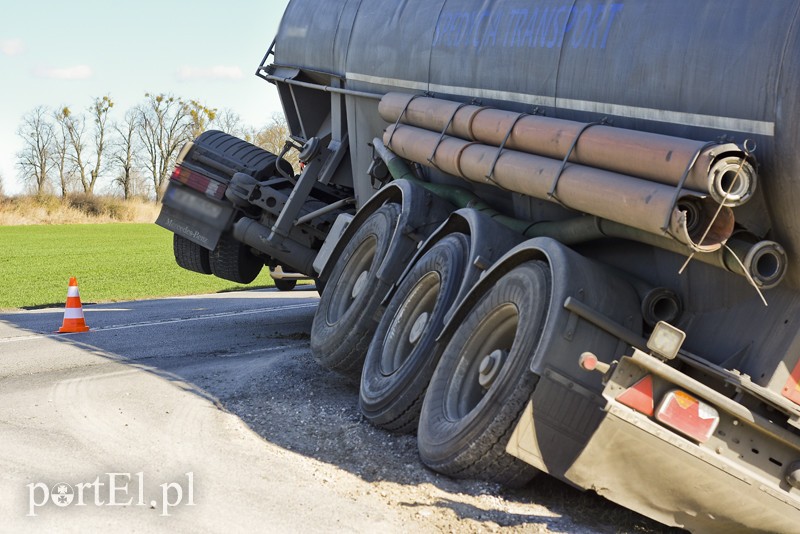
<box><xmin>170</xmin><ymin>166</ymin><xmax>227</xmax><ymax>200</ymax></box>
<box><xmin>782</xmin><ymin>357</ymin><xmax>800</xmax><ymax>406</ymax></box>
<box><xmin>656</xmin><ymin>390</ymin><xmax>720</xmax><ymax>443</ymax></box>
<box><xmin>617</xmin><ymin>375</ymin><xmax>654</xmax><ymax>416</ymax></box>
<box><xmin>579</xmin><ymin>352</ymin><xmax>599</xmax><ymax>371</ymax></box>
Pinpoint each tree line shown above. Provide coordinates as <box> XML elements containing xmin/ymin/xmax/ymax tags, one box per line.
<box><xmin>15</xmin><ymin>94</ymin><xmax>292</xmax><ymax>202</ymax></box>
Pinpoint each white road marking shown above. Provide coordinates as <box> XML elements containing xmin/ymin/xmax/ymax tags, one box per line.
<box><xmin>0</xmin><ymin>302</ymin><xmax>318</xmax><ymax>344</ymax></box>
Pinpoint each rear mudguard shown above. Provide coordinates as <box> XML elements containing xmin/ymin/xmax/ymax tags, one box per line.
<box><xmin>387</xmin><ymin>208</ymin><xmax>526</xmax><ymax>324</ymax></box>
<box><xmin>438</xmin><ymin>236</ymin><xmax>642</xmax><ymax>373</ymax></box>
<box><xmin>318</xmin><ymin>179</ymin><xmax>452</xmax><ymax>285</ymax></box>
<box><xmin>438</xmin><ymin>237</ymin><xmax>644</xmax><ymax>476</ymax></box>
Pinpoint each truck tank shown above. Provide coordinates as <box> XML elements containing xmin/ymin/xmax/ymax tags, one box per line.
<box><xmin>275</xmin><ymin>0</ymin><xmax>800</xmax><ymax>284</ymax></box>
<box><xmin>271</xmin><ymin>0</ymin><xmax>800</xmax><ymax>384</ymax></box>
<box><xmin>243</xmin><ymin>1</ymin><xmax>800</xmax><ymax>531</ymax></box>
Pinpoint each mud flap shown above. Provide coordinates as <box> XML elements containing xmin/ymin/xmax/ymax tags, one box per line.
<box><xmin>156</xmin><ymin>183</ymin><xmax>235</xmax><ymax>250</ymax></box>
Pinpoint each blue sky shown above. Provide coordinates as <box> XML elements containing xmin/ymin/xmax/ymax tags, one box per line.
<box><xmin>0</xmin><ymin>0</ymin><xmax>291</xmax><ymax>194</ymax></box>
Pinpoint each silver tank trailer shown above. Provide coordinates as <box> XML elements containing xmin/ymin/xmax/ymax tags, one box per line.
<box><xmin>272</xmin><ymin>0</ymin><xmax>800</xmax><ymax>382</ymax></box>
<box><xmin>275</xmin><ymin>0</ymin><xmax>800</xmax><ymax>284</ymax></box>
<box><xmin>269</xmin><ymin>1</ymin><xmax>800</xmax><ymax>530</ymax></box>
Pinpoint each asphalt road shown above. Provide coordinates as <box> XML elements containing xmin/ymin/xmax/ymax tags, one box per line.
<box><xmin>0</xmin><ymin>289</ymin><xmax>412</xmax><ymax>532</ymax></box>
<box><xmin>0</xmin><ymin>289</ymin><xmax>668</xmax><ymax>533</ymax></box>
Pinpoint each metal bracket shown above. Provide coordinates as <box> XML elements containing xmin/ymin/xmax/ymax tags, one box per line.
<box><xmin>269</xmin><ymin>149</ymin><xmax>329</xmax><ymax>240</ymax></box>
<box><xmin>427</xmin><ymin>102</ymin><xmax>473</xmax><ymax>169</ymax></box>
<box><xmin>485</xmin><ymin>113</ymin><xmax>530</xmax><ymax>187</ymax></box>
<box><xmin>387</xmin><ymin>93</ymin><xmax>430</xmax><ymax>148</ymax></box>
<box><xmin>548</xmin><ymin>119</ymin><xmax>607</xmax><ymax>204</ymax></box>
<box><xmin>661</xmin><ymin>140</ymin><xmax>718</xmax><ymax>234</ymax></box>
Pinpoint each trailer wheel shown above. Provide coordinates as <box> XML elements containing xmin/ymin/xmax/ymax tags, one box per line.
<box><xmin>274</xmin><ymin>279</ymin><xmax>297</xmax><ymax>291</ymax></box>
<box><xmin>311</xmin><ymin>203</ymin><xmax>401</xmax><ymax>379</ymax></box>
<box><xmin>417</xmin><ymin>261</ymin><xmax>550</xmax><ymax>487</ymax></box>
<box><xmin>360</xmin><ymin>233</ymin><xmax>470</xmax><ymax>433</ymax></box>
<box><xmin>173</xmin><ymin>234</ymin><xmax>212</xmax><ymax>275</ymax></box>
<box><xmin>209</xmin><ymin>234</ymin><xmax>263</xmax><ymax>284</ymax></box>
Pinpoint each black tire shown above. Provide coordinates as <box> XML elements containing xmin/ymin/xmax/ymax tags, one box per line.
<box><xmin>173</xmin><ymin>234</ymin><xmax>212</xmax><ymax>275</ymax></box>
<box><xmin>360</xmin><ymin>233</ymin><xmax>470</xmax><ymax>434</ymax></box>
<box><xmin>310</xmin><ymin>203</ymin><xmax>402</xmax><ymax>379</ymax></box>
<box><xmin>209</xmin><ymin>234</ymin><xmax>263</xmax><ymax>284</ymax></box>
<box><xmin>274</xmin><ymin>279</ymin><xmax>297</xmax><ymax>291</ymax></box>
<box><xmin>190</xmin><ymin>130</ymin><xmax>289</xmax><ymax>181</ymax></box>
<box><xmin>417</xmin><ymin>261</ymin><xmax>551</xmax><ymax>488</ymax></box>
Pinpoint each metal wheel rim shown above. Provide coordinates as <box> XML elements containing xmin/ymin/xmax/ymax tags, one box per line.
<box><xmin>444</xmin><ymin>303</ymin><xmax>519</xmax><ymax>421</ymax></box>
<box><xmin>326</xmin><ymin>235</ymin><xmax>378</xmax><ymax>325</ymax></box>
<box><xmin>380</xmin><ymin>271</ymin><xmax>441</xmax><ymax>375</ymax></box>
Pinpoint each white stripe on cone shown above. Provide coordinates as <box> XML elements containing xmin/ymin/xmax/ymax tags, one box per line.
<box><xmin>63</xmin><ymin>308</ymin><xmax>85</xmax><ymax>320</ymax></box>
<box><xmin>67</xmin><ymin>287</ymin><xmax>80</xmax><ymax>297</ymax></box>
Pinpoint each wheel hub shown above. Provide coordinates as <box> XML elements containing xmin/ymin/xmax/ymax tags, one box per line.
<box><xmin>352</xmin><ymin>270</ymin><xmax>369</xmax><ymax>299</ymax></box>
<box><xmin>408</xmin><ymin>312</ymin><xmax>430</xmax><ymax>345</ymax></box>
<box><xmin>478</xmin><ymin>350</ymin><xmax>507</xmax><ymax>389</ymax></box>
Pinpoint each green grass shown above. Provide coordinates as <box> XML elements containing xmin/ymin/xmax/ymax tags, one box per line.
<box><xmin>0</xmin><ymin>224</ymin><xmax>278</xmax><ymax>310</ymax></box>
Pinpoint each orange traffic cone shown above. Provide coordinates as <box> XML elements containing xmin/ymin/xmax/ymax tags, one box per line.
<box><xmin>58</xmin><ymin>277</ymin><xmax>90</xmax><ymax>333</ymax></box>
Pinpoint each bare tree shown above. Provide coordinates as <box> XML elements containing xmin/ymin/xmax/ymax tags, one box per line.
<box><xmin>111</xmin><ymin>109</ymin><xmax>138</xmax><ymax>200</ymax></box>
<box><xmin>136</xmin><ymin>93</ymin><xmax>195</xmax><ymax>202</ymax></box>
<box><xmin>55</xmin><ymin>96</ymin><xmax>113</xmax><ymax>195</ymax></box>
<box><xmin>0</xmin><ymin>171</ymin><xmax>5</xmax><ymax>198</ymax></box>
<box><xmin>52</xmin><ymin>109</ymin><xmax>75</xmax><ymax>197</ymax></box>
<box><xmin>249</xmin><ymin>114</ymin><xmax>299</xmax><ymax>171</ymax></box>
<box><xmin>16</xmin><ymin>106</ymin><xmax>56</xmax><ymax>195</ymax></box>
<box><xmin>214</xmin><ymin>108</ymin><xmax>246</xmax><ymax>138</ymax></box>
<box><xmin>88</xmin><ymin>95</ymin><xmax>114</xmax><ymax>194</ymax></box>
<box><xmin>56</xmin><ymin>107</ymin><xmax>90</xmax><ymax>193</ymax></box>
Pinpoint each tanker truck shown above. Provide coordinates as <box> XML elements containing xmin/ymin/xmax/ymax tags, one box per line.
<box><xmin>155</xmin><ymin>0</ymin><xmax>800</xmax><ymax>531</ymax></box>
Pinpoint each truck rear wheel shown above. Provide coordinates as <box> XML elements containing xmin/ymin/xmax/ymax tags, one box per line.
<box><xmin>173</xmin><ymin>234</ymin><xmax>212</xmax><ymax>275</ymax></box>
<box><xmin>311</xmin><ymin>203</ymin><xmax>401</xmax><ymax>379</ymax></box>
<box><xmin>274</xmin><ymin>279</ymin><xmax>297</xmax><ymax>291</ymax></box>
<box><xmin>360</xmin><ymin>233</ymin><xmax>470</xmax><ymax>433</ymax></box>
<box><xmin>417</xmin><ymin>261</ymin><xmax>550</xmax><ymax>487</ymax></box>
<box><xmin>210</xmin><ymin>234</ymin><xmax>263</xmax><ymax>284</ymax></box>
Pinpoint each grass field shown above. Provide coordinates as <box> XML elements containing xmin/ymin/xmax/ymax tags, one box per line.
<box><xmin>0</xmin><ymin>224</ymin><xmax>279</xmax><ymax>310</ymax></box>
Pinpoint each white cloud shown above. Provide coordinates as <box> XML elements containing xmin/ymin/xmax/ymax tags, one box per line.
<box><xmin>1</xmin><ymin>38</ymin><xmax>24</xmax><ymax>56</ymax></box>
<box><xmin>34</xmin><ymin>65</ymin><xmax>93</xmax><ymax>80</ymax></box>
<box><xmin>177</xmin><ymin>65</ymin><xmax>243</xmax><ymax>81</ymax></box>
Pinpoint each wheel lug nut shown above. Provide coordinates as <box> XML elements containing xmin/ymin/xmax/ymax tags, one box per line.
<box><xmin>479</xmin><ymin>349</ymin><xmax>507</xmax><ymax>389</ymax></box>
<box><xmin>408</xmin><ymin>312</ymin><xmax>429</xmax><ymax>345</ymax></box>
<box><xmin>352</xmin><ymin>270</ymin><xmax>369</xmax><ymax>299</ymax></box>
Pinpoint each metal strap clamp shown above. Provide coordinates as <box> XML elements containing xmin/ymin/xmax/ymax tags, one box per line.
<box><xmin>484</xmin><ymin>113</ymin><xmax>530</xmax><ymax>187</ymax></box>
<box><xmin>661</xmin><ymin>140</ymin><xmax>718</xmax><ymax>235</ymax></box>
<box><xmin>386</xmin><ymin>93</ymin><xmax>430</xmax><ymax>148</ymax></box>
<box><xmin>427</xmin><ymin>102</ymin><xmax>473</xmax><ymax>169</ymax></box>
<box><xmin>547</xmin><ymin>119</ymin><xmax>607</xmax><ymax>205</ymax></box>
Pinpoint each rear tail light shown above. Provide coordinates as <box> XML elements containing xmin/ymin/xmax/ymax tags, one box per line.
<box><xmin>782</xmin><ymin>356</ymin><xmax>800</xmax><ymax>406</ymax></box>
<box><xmin>171</xmin><ymin>166</ymin><xmax>226</xmax><ymax>200</ymax></box>
<box><xmin>656</xmin><ymin>389</ymin><xmax>720</xmax><ymax>443</ymax></box>
<box><xmin>617</xmin><ymin>375</ymin><xmax>655</xmax><ymax>417</ymax></box>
